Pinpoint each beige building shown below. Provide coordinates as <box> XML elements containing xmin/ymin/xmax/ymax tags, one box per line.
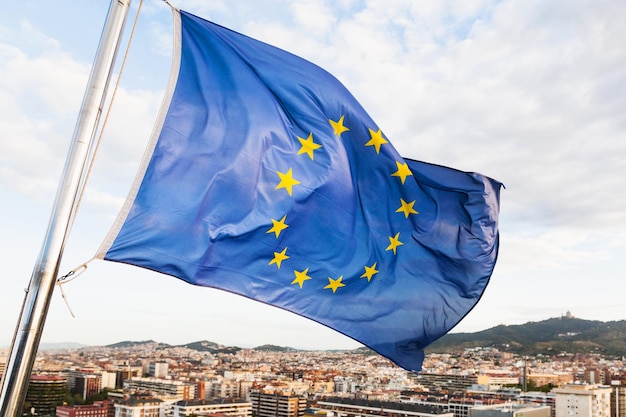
<box><xmin>553</xmin><ymin>384</ymin><xmax>612</xmax><ymax>417</ymax></box>
<box><xmin>250</xmin><ymin>391</ymin><xmax>307</xmax><ymax>417</ymax></box>
<box><xmin>611</xmin><ymin>383</ymin><xmax>626</xmax><ymax>417</ymax></box>
<box><xmin>316</xmin><ymin>397</ymin><xmax>454</xmax><ymax>417</ymax></box>
<box><xmin>170</xmin><ymin>399</ymin><xmax>252</xmax><ymax>417</ymax></box>
<box><xmin>470</xmin><ymin>403</ymin><xmax>550</xmax><ymax>417</ymax></box>
<box><xmin>124</xmin><ymin>377</ymin><xmax>196</xmax><ymax>400</ymax></box>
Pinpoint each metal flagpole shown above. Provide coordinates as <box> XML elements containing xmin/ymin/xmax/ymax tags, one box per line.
<box><xmin>0</xmin><ymin>1</ymin><xmax>132</xmax><ymax>416</ymax></box>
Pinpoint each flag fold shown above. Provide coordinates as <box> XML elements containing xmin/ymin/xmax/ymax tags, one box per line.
<box><xmin>97</xmin><ymin>9</ymin><xmax>502</xmax><ymax>372</ymax></box>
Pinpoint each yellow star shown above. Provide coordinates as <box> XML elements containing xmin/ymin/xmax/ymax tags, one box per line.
<box><xmin>275</xmin><ymin>168</ymin><xmax>300</xmax><ymax>196</ymax></box>
<box><xmin>269</xmin><ymin>247</ymin><xmax>289</xmax><ymax>269</ymax></box>
<box><xmin>297</xmin><ymin>133</ymin><xmax>322</xmax><ymax>160</ymax></box>
<box><xmin>324</xmin><ymin>275</ymin><xmax>345</xmax><ymax>293</ymax></box>
<box><xmin>266</xmin><ymin>215</ymin><xmax>289</xmax><ymax>238</ymax></box>
<box><xmin>364</xmin><ymin>128</ymin><xmax>388</xmax><ymax>154</ymax></box>
<box><xmin>391</xmin><ymin>161</ymin><xmax>413</xmax><ymax>184</ymax></box>
<box><xmin>360</xmin><ymin>262</ymin><xmax>379</xmax><ymax>282</ymax></box>
<box><xmin>396</xmin><ymin>198</ymin><xmax>418</xmax><ymax>218</ymax></box>
<box><xmin>291</xmin><ymin>268</ymin><xmax>312</xmax><ymax>288</ymax></box>
<box><xmin>329</xmin><ymin>115</ymin><xmax>350</xmax><ymax>137</ymax></box>
<box><xmin>386</xmin><ymin>232</ymin><xmax>403</xmax><ymax>255</ymax></box>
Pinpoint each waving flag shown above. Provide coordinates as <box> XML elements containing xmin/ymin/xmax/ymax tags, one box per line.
<box><xmin>97</xmin><ymin>9</ymin><xmax>501</xmax><ymax>372</ymax></box>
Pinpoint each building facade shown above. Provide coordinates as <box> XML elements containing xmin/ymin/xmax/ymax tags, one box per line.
<box><xmin>469</xmin><ymin>403</ymin><xmax>550</xmax><ymax>417</ymax></box>
<box><xmin>414</xmin><ymin>374</ymin><xmax>479</xmax><ymax>394</ymax></box>
<box><xmin>170</xmin><ymin>399</ymin><xmax>252</xmax><ymax>417</ymax></box>
<box><xmin>113</xmin><ymin>395</ymin><xmax>166</xmax><ymax>417</ymax></box>
<box><xmin>316</xmin><ymin>397</ymin><xmax>454</xmax><ymax>417</ymax></box>
<box><xmin>611</xmin><ymin>383</ymin><xmax>626</xmax><ymax>417</ymax></box>
<box><xmin>74</xmin><ymin>374</ymin><xmax>102</xmax><ymax>400</ymax></box>
<box><xmin>553</xmin><ymin>384</ymin><xmax>612</xmax><ymax>417</ymax></box>
<box><xmin>250</xmin><ymin>391</ymin><xmax>307</xmax><ymax>417</ymax></box>
<box><xmin>124</xmin><ymin>377</ymin><xmax>196</xmax><ymax>400</ymax></box>
<box><xmin>57</xmin><ymin>400</ymin><xmax>109</xmax><ymax>417</ymax></box>
<box><xmin>23</xmin><ymin>375</ymin><xmax>67</xmax><ymax>417</ymax></box>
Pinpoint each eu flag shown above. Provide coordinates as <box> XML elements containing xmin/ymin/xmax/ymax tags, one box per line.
<box><xmin>97</xmin><ymin>9</ymin><xmax>501</xmax><ymax>372</ymax></box>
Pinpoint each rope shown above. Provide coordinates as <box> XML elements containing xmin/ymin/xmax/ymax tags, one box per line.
<box><xmin>56</xmin><ymin>259</ymin><xmax>93</xmax><ymax>318</ymax></box>
<box><xmin>74</xmin><ymin>0</ymin><xmax>145</xmax><ymax>215</ymax></box>
<box><xmin>162</xmin><ymin>0</ymin><xmax>179</xmax><ymax>11</ymax></box>
<box><xmin>55</xmin><ymin>0</ymin><xmax>145</xmax><ymax>316</ymax></box>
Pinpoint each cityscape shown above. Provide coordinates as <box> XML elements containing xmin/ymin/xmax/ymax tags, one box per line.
<box><xmin>1</xmin><ymin>315</ymin><xmax>625</xmax><ymax>417</ymax></box>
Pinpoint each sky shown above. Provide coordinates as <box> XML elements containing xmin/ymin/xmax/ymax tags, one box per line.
<box><xmin>1</xmin><ymin>0</ymin><xmax>625</xmax><ymax>351</ymax></box>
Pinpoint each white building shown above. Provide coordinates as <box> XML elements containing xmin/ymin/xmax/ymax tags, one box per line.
<box><xmin>470</xmin><ymin>403</ymin><xmax>550</xmax><ymax>417</ymax></box>
<box><xmin>149</xmin><ymin>362</ymin><xmax>169</xmax><ymax>378</ymax></box>
<box><xmin>101</xmin><ymin>371</ymin><xmax>117</xmax><ymax>390</ymax></box>
<box><xmin>124</xmin><ymin>377</ymin><xmax>196</xmax><ymax>400</ymax></box>
<box><xmin>553</xmin><ymin>384</ymin><xmax>612</xmax><ymax>417</ymax></box>
<box><xmin>114</xmin><ymin>398</ymin><xmax>166</xmax><ymax>417</ymax></box>
<box><xmin>170</xmin><ymin>399</ymin><xmax>252</xmax><ymax>417</ymax></box>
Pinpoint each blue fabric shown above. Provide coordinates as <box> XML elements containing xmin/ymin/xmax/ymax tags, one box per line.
<box><xmin>102</xmin><ymin>10</ymin><xmax>501</xmax><ymax>372</ymax></box>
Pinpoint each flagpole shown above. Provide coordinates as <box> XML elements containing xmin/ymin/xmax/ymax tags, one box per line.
<box><xmin>0</xmin><ymin>1</ymin><xmax>132</xmax><ymax>416</ymax></box>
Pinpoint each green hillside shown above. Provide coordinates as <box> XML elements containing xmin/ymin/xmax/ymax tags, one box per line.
<box><xmin>427</xmin><ymin>316</ymin><xmax>626</xmax><ymax>356</ymax></box>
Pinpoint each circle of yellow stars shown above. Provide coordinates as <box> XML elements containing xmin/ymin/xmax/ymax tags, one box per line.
<box><xmin>265</xmin><ymin>115</ymin><xmax>419</xmax><ymax>294</ymax></box>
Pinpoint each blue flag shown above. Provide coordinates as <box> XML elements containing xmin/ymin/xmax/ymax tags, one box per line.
<box><xmin>97</xmin><ymin>9</ymin><xmax>501</xmax><ymax>372</ymax></box>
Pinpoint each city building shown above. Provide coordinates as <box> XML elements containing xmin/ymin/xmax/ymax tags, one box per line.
<box><xmin>316</xmin><ymin>397</ymin><xmax>454</xmax><ymax>417</ymax></box>
<box><xmin>610</xmin><ymin>383</ymin><xmax>626</xmax><ymax>417</ymax></box>
<box><xmin>553</xmin><ymin>384</ymin><xmax>612</xmax><ymax>417</ymax></box>
<box><xmin>124</xmin><ymin>377</ymin><xmax>196</xmax><ymax>400</ymax></box>
<box><xmin>207</xmin><ymin>379</ymin><xmax>254</xmax><ymax>399</ymax></box>
<box><xmin>518</xmin><ymin>392</ymin><xmax>556</xmax><ymax>417</ymax></box>
<box><xmin>170</xmin><ymin>398</ymin><xmax>252</xmax><ymax>417</ymax></box>
<box><xmin>401</xmin><ymin>392</ymin><xmax>491</xmax><ymax>417</ymax></box>
<box><xmin>115</xmin><ymin>367</ymin><xmax>142</xmax><ymax>389</ymax></box>
<box><xmin>250</xmin><ymin>391</ymin><xmax>307</xmax><ymax>417</ymax></box>
<box><xmin>74</xmin><ymin>374</ymin><xmax>102</xmax><ymax>400</ymax></box>
<box><xmin>414</xmin><ymin>374</ymin><xmax>479</xmax><ymax>394</ymax></box>
<box><xmin>113</xmin><ymin>394</ymin><xmax>166</xmax><ymax>417</ymax></box>
<box><xmin>102</xmin><ymin>371</ymin><xmax>118</xmax><ymax>390</ymax></box>
<box><xmin>24</xmin><ymin>375</ymin><xmax>67</xmax><ymax>417</ymax></box>
<box><xmin>469</xmin><ymin>403</ymin><xmax>550</xmax><ymax>417</ymax></box>
<box><xmin>148</xmin><ymin>362</ymin><xmax>169</xmax><ymax>378</ymax></box>
<box><xmin>56</xmin><ymin>400</ymin><xmax>109</xmax><ymax>417</ymax></box>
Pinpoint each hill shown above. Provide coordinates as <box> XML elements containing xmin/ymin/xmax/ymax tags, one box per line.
<box><xmin>106</xmin><ymin>340</ymin><xmax>170</xmax><ymax>349</ymax></box>
<box><xmin>427</xmin><ymin>316</ymin><xmax>626</xmax><ymax>356</ymax></box>
<box><xmin>180</xmin><ymin>340</ymin><xmax>241</xmax><ymax>354</ymax></box>
<box><xmin>253</xmin><ymin>344</ymin><xmax>297</xmax><ymax>352</ymax></box>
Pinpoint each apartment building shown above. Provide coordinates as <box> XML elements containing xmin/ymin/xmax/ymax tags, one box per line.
<box><xmin>250</xmin><ymin>391</ymin><xmax>307</xmax><ymax>417</ymax></box>
<box><xmin>170</xmin><ymin>398</ymin><xmax>252</xmax><ymax>417</ymax></box>
<box><xmin>316</xmin><ymin>397</ymin><xmax>454</xmax><ymax>417</ymax></box>
<box><xmin>553</xmin><ymin>384</ymin><xmax>612</xmax><ymax>417</ymax></box>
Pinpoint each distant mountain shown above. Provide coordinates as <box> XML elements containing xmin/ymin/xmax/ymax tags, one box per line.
<box><xmin>253</xmin><ymin>344</ymin><xmax>297</xmax><ymax>352</ymax></box>
<box><xmin>71</xmin><ymin>316</ymin><xmax>625</xmax><ymax>357</ymax></box>
<box><xmin>180</xmin><ymin>340</ymin><xmax>241</xmax><ymax>354</ymax></box>
<box><xmin>427</xmin><ymin>316</ymin><xmax>626</xmax><ymax>356</ymax></box>
<box><xmin>106</xmin><ymin>340</ymin><xmax>171</xmax><ymax>349</ymax></box>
